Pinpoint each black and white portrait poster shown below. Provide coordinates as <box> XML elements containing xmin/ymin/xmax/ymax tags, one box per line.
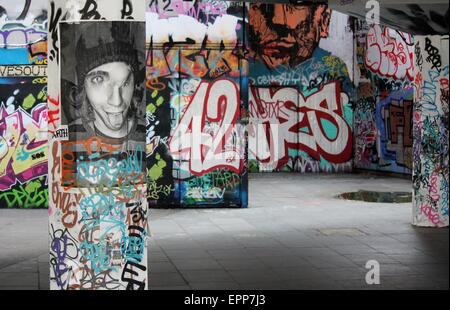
<box><xmin>47</xmin><ymin>0</ymin><xmax>148</xmax><ymax>291</ymax></box>
<box><xmin>59</xmin><ymin>20</ymin><xmax>146</xmax><ymax>187</ymax></box>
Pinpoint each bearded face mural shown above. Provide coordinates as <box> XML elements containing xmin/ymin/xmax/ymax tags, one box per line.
<box><xmin>247</xmin><ymin>3</ymin><xmax>355</xmax><ymax>174</ymax></box>
<box><xmin>248</xmin><ymin>3</ymin><xmax>331</xmax><ymax>69</ymax></box>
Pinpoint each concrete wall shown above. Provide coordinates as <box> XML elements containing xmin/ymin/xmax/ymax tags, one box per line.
<box><xmin>146</xmin><ymin>0</ymin><xmax>248</xmax><ymax>207</ymax></box>
<box><xmin>354</xmin><ymin>22</ymin><xmax>414</xmax><ymax>174</ymax></box>
<box><xmin>47</xmin><ymin>0</ymin><xmax>149</xmax><ymax>290</ymax></box>
<box><xmin>247</xmin><ymin>4</ymin><xmax>355</xmax><ymax>173</ymax></box>
<box><xmin>0</xmin><ymin>0</ymin><xmax>48</xmax><ymax>208</ymax></box>
<box><xmin>412</xmin><ymin>35</ymin><xmax>449</xmax><ymax>227</ymax></box>
<box><xmin>1</xmin><ymin>1</ymin><xmax>447</xmax><ymax>229</ymax></box>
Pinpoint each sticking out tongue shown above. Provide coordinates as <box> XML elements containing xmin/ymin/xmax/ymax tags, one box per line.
<box><xmin>107</xmin><ymin>112</ymin><xmax>125</xmax><ymax>129</ymax></box>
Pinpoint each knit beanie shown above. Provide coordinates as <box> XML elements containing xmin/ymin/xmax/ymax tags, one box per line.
<box><xmin>75</xmin><ymin>21</ymin><xmax>140</xmax><ymax>85</ymax></box>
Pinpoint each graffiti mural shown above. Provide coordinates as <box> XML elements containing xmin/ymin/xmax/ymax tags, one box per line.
<box><xmin>364</xmin><ymin>24</ymin><xmax>415</xmax><ymax>81</ymax></box>
<box><xmin>249</xmin><ymin>82</ymin><xmax>352</xmax><ymax>172</ymax></box>
<box><xmin>0</xmin><ymin>0</ymin><xmax>48</xmax><ymax>209</ymax></box>
<box><xmin>169</xmin><ymin>78</ymin><xmax>244</xmax><ymax>175</ymax></box>
<box><xmin>0</xmin><ymin>79</ymin><xmax>48</xmax><ymax>208</ymax></box>
<box><xmin>146</xmin><ymin>0</ymin><xmax>248</xmax><ymax>208</ymax></box>
<box><xmin>0</xmin><ymin>0</ymin><xmax>47</xmax><ymax>65</ymax></box>
<box><xmin>247</xmin><ymin>3</ymin><xmax>354</xmax><ymax>173</ymax></box>
<box><xmin>48</xmin><ymin>0</ymin><xmax>149</xmax><ymax>290</ymax></box>
<box><xmin>412</xmin><ymin>35</ymin><xmax>449</xmax><ymax>227</ymax></box>
<box><xmin>146</xmin><ymin>0</ymin><xmax>242</xmax><ymax>45</ymax></box>
<box><xmin>354</xmin><ymin>22</ymin><xmax>414</xmax><ymax>174</ymax></box>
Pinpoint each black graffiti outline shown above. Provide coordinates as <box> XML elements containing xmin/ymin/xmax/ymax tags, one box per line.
<box><xmin>424</xmin><ymin>37</ymin><xmax>443</xmax><ymax>73</ymax></box>
<box><xmin>48</xmin><ymin>1</ymin><xmax>63</xmax><ymax>63</ymax></box>
<box><xmin>78</xmin><ymin>0</ymin><xmax>104</xmax><ymax>20</ymax></box>
<box><xmin>121</xmin><ymin>0</ymin><xmax>134</xmax><ymax>19</ymax></box>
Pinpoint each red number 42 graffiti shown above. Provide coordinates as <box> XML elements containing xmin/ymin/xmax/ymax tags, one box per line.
<box><xmin>169</xmin><ymin>79</ymin><xmax>244</xmax><ymax>176</ymax></box>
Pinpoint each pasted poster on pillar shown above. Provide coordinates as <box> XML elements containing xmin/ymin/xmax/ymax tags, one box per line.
<box><xmin>247</xmin><ymin>3</ymin><xmax>354</xmax><ymax>173</ymax></box>
<box><xmin>354</xmin><ymin>22</ymin><xmax>414</xmax><ymax>174</ymax></box>
<box><xmin>48</xmin><ymin>0</ymin><xmax>149</xmax><ymax>290</ymax></box>
<box><xmin>146</xmin><ymin>0</ymin><xmax>248</xmax><ymax>207</ymax></box>
<box><xmin>413</xmin><ymin>35</ymin><xmax>449</xmax><ymax>227</ymax></box>
<box><xmin>0</xmin><ymin>0</ymin><xmax>48</xmax><ymax>209</ymax></box>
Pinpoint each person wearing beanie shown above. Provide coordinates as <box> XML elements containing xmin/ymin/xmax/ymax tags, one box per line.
<box><xmin>65</xmin><ymin>20</ymin><xmax>146</xmax><ymax>144</ymax></box>
<box><xmin>59</xmin><ymin>20</ymin><xmax>146</xmax><ymax>188</ymax></box>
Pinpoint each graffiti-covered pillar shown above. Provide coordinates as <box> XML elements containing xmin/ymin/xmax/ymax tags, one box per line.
<box><xmin>145</xmin><ymin>0</ymin><xmax>248</xmax><ymax>208</ymax></box>
<box><xmin>412</xmin><ymin>35</ymin><xmax>449</xmax><ymax>227</ymax></box>
<box><xmin>47</xmin><ymin>0</ymin><xmax>149</xmax><ymax>289</ymax></box>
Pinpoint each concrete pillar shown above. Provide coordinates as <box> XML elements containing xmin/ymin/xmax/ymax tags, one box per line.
<box><xmin>47</xmin><ymin>0</ymin><xmax>149</xmax><ymax>289</ymax></box>
<box><xmin>412</xmin><ymin>35</ymin><xmax>449</xmax><ymax>227</ymax></box>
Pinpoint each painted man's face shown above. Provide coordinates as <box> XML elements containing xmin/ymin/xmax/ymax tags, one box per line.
<box><xmin>85</xmin><ymin>61</ymin><xmax>134</xmax><ymax>136</ymax></box>
<box><xmin>249</xmin><ymin>4</ymin><xmax>331</xmax><ymax>69</ymax></box>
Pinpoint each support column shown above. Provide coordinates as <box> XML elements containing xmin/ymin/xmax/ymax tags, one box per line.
<box><xmin>412</xmin><ymin>35</ymin><xmax>449</xmax><ymax>227</ymax></box>
<box><xmin>47</xmin><ymin>0</ymin><xmax>149</xmax><ymax>289</ymax></box>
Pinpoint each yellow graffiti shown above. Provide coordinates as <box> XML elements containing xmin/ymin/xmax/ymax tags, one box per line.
<box><xmin>323</xmin><ymin>55</ymin><xmax>348</xmax><ymax>79</ymax></box>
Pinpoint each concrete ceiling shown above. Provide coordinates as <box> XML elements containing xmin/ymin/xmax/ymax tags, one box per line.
<box><xmin>228</xmin><ymin>0</ymin><xmax>449</xmax><ymax>35</ymax></box>
<box><xmin>328</xmin><ymin>0</ymin><xmax>449</xmax><ymax>35</ymax></box>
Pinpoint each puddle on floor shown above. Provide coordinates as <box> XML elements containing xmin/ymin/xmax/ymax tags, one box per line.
<box><xmin>337</xmin><ymin>190</ymin><xmax>412</xmax><ymax>203</ymax></box>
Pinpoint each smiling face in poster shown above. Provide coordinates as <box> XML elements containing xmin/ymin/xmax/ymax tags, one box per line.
<box><xmin>84</xmin><ymin>61</ymin><xmax>136</xmax><ymax>138</ymax></box>
<box><xmin>60</xmin><ymin>20</ymin><xmax>145</xmax><ymax>143</ymax></box>
<box><xmin>59</xmin><ymin>20</ymin><xmax>146</xmax><ymax>188</ymax></box>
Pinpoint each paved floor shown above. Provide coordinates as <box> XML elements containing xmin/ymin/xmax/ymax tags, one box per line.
<box><xmin>0</xmin><ymin>173</ymin><xmax>448</xmax><ymax>290</ymax></box>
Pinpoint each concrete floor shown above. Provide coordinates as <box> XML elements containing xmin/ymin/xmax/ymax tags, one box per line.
<box><xmin>0</xmin><ymin>173</ymin><xmax>448</xmax><ymax>290</ymax></box>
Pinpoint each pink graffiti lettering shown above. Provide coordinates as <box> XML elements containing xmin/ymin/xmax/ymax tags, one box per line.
<box><xmin>47</xmin><ymin>95</ymin><xmax>60</xmax><ymax>131</ymax></box>
<box><xmin>429</xmin><ymin>172</ymin><xmax>441</xmax><ymax>202</ymax></box>
<box><xmin>420</xmin><ymin>203</ymin><xmax>443</xmax><ymax>226</ymax></box>
<box><xmin>148</xmin><ymin>0</ymin><xmax>227</xmax><ymax>21</ymax></box>
<box><xmin>365</xmin><ymin>25</ymin><xmax>414</xmax><ymax>81</ymax></box>
<box><xmin>0</xmin><ymin>103</ymin><xmax>48</xmax><ymax>190</ymax></box>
